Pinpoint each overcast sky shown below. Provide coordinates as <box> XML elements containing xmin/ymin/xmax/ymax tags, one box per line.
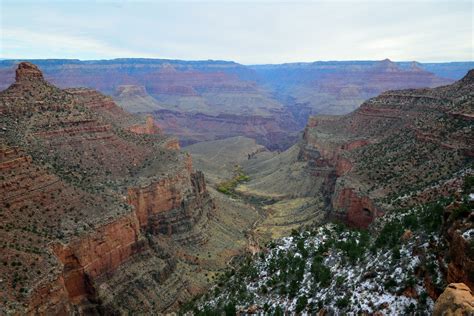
<box><xmin>0</xmin><ymin>0</ymin><xmax>472</xmax><ymax>64</ymax></box>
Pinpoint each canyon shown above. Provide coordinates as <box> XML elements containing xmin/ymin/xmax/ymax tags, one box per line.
<box><xmin>190</xmin><ymin>69</ymin><xmax>472</xmax><ymax>232</ymax></box>
<box><xmin>276</xmin><ymin>69</ymin><xmax>473</xmax><ymax>234</ymax></box>
<box><xmin>0</xmin><ymin>59</ymin><xmax>471</xmax><ymax>150</ymax></box>
<box><xmin>1</xmin><ymin>61</ymin><xmax>472</xmax><ymax>314</ymax></box>
<box><xmin>185</xmin><ymin>69</ymin><xmax>473</xmax><ymax>313</ymax></box>
<box><xmin>0</xmin><ymin>62</ymin><xmax>260</xmax><ymax>314</ymax></box>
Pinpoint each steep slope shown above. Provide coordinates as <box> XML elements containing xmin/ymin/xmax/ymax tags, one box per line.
<box><xmin>0</xmin><ymin>62</ymin><xmax>259</xmax><ymax>314</ymax></box>
<box><xmin>192</xmin><ymin>189</ymin><xmax>472</xmax><ymax>315</ymax></box>
<box><xmin>295</xmin><ymin>69</ymin><xmax>472</xmax><ymax>229</ymax></box>
<box><xmin>189</xmin><ymin>70</ymin><xmax>473</xmax><ymax>315</ymax></box>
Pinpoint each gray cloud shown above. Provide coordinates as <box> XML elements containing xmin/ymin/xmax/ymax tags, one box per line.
<box><xmin>1</xmin><ymin>0</ymin><xmax>472</xmax><ymax>63</ymax></box>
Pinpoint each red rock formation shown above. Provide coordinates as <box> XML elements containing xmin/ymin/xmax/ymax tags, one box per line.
<box><xmin>433</xmin><ymin>283</ymin><xmax>474</xmax><ymax>316</ymax></box>
<box><xmin>25</xmin><ymin>275</ymin><xmax>72</xmax><ymax>315</ymax></box>
<box><xmin>0</xmin><ymin>62</ymin><xmax>216</xmax><ymax>314</ymax></box>
<box><xmin>127</xmin><ymin>172</ymin><xmax>188</xmax><ymax>229</ymax></box>
<box><xmin>15</xmin><ymin>62</ymin><xmax>44</xmax><ymax>82</ymax></box>
<box><xmin>313</xmin><ymin>59</ymin><xmax>452</xmax><ymax>99</ymax></box>
<box><xmin>299</xmin><ymin>69</ymin><xmax>473</xmax><ymax>229</ymax></box>
<box><xmin>155</xmin><ymin>110</ymin><xmax>298</xmax><ymax>150</ymax></box>
<box><xmin>67</xmin><ymin>88</ymin><xmax>143</xmax><ymax>128</ymax></box>
<box><xmin>333</xmin><ymin>188</ymin><xmax>383</xmax><ymax>228</ymax></box>
<box><xmin>165</xmin><ymin>138</ymin><xmax>181</xmax><ymax>150</ymax></box>
<box><xmin>446</xmin><ymin>222</ymin><xmax>474</xmax><ymax>289</ymax></box>
<box><xmin>52</xmin><ymin>213</ymin><xmax>143</xmax><ymax>301</ymax></box>
<box><xmin>128</xmin><ymin>114</ymin><xmax>162</xmax><ymax>135</ymax></box>
<box><xmin>335</xmin><ymin>157</ymin><xmax>352</xmax><ymax>177</ymax></box>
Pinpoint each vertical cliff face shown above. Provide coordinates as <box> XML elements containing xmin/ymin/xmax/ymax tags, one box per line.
<box><xmin>299</xmin><ymin>118</ymin><xmax>380</xmax><ymax>226</ymax></box>
<box><xmin>51</xmin><ymin>214</ymin><xmax>144</xmax><ymax>301</ymax></box>
<box><xmin>15</xmin><ymin>62</ymin><xmax>44</xmax><ymax>82</ymax></box>
<box><xmin>442</xmin><ymin>198</ymin><xmax>474</xmax><ymax>290</ymax></box>
<box><xmin>446</xmin><ymin>230</ymin><xmax>474</xmax><ymax>289</ymax></box>
<box><xmin>332</xmin><ymin>188</ymin><xmax>384</xmax><ymax>228</ymax></box>
<box><xmin>0</xmin><ymin>63</ymin><xmax>217</xmax><ymax>314</ymax></box>
<box><xmin>127</xmin><ymin>167</ymin><xmax>213</xmax><ymax>241</ymax></box>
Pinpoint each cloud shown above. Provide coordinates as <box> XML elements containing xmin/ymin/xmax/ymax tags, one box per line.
<box><xmin>1</xmin><ymin>28</ymin><xmax>157</xmax><ymax>59</ymax></box>
<box><xmin>0</xmin><ymin>1</ymin><xmax>472</xmax><ymax>63</ymax></box>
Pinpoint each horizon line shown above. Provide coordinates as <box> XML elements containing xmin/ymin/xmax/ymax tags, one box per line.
<box><xmin>1</xmin><ymin>57</ymin><xmax>473</xmax><ymax>66</ymax></box>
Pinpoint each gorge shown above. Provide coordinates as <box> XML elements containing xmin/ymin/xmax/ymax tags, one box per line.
<box><xmin>0</xmin><ymin>61</ymin><xmax>472</xmax><ymax>315</ymax></box>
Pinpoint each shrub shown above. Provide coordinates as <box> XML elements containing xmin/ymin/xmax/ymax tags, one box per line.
<box><xmin>463</xmin><ymin>175</ymin><xmax>474</xmax><ymax>194</ymax></box>
<box><xmin>274</xmin><ymin>306</ymin><xmax>284</xmax><ymax>316</ymax></box>
<box><xmin>295</xmin><ymin>295</ymin><xmax>308</xmax><ymax>313</ymax></box>
<box><xmin>223</xmin><ymin>302</ymin><xmax>236</xmax><ymax>316</ymax></box>
<box><xmin>336</xmin><ymin>295</ymin><xmax>350</xmax><ymax>308</ymax></box>
<box><xmin>311</xmin><ymin>259</ymin><xmax>332</xmax><ymax>287</ymax></box>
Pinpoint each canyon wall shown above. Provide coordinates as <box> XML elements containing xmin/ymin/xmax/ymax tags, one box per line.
<box><xmin>154</xmin><ymin>109</ymin><xmax>299</xmax><ymax>149</ymax></box>
<box><xmin>0</xmin><ymin>58</ymin><xmax>465</xmax><ymax>149</ymax></box>
<box><xmin>298</xmin><ymin>69</ymin><xmax>473</xmax><ymax>228</ymax></box>
<box><xmin>0</xmin><ymin>62</ymin><xmax>216</xmax><ymax>314</ymax></box>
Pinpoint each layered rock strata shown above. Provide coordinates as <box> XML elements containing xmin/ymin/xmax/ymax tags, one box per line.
<box><xmin>0</xmin><ymin>62</ymin><xmax>216</xmax><ymax>314</ymax></box>
<box><xmin>298</xmin><ymin>69</ymin><xmax>473</xmax><ymax>228</ymax></box>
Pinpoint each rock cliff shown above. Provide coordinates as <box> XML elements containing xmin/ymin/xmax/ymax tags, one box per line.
<box><xmin>298</xmin><ymin>69</ymin><xmax>473</xmax><ymax>228</ymax></box>
<box><xmin>0</xmin><ymin>62</ymin><xmax>246</xmax><ymax>314</ymax></box>
<box><xmin>0</xmin><ymin>58</ymin><xmax>462</xmax><ymax>149</ymax></box>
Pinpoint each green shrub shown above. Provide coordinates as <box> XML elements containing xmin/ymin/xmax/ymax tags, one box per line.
<box><xmin>336</xmin><ymin>295</ymin><xmax>350</xmax><ymax>308</ymax></box>
<box><xmin>463</xmin><ymin>175</ymin><xmax>474</xmax><ymax>194</ymax></box>
<box><xmin>311</xmin><ymin>259</ymin><xmax>332</xmax><ymax>287</ymax></box>
<box><xmin>295</xmin><ymin>295</ymin><xmax>308</xmax><ymax>313</ymax></box>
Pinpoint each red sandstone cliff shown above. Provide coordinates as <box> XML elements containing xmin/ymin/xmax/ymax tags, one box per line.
<box><xmin>0</xmin><ymin>62</ymin><xmax>215</xmax><ymax>314</ymax></box>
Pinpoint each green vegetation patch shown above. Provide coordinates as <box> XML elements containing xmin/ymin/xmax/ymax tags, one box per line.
<box><xmin>216</xmin><ymin>165</ymin><xmax>250</xmax><ymax>195</ymax></box>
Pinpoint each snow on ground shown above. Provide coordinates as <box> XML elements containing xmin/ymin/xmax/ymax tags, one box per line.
<box><xmin>197</xmin><ymin>216</ymin><xmax>441</xmax><ymax>314</ymax></box>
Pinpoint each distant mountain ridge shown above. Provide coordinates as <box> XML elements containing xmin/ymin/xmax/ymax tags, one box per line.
<box><xmin>0</xmin><ymin>58</ymin><xmax>471</xmax><ymax>149</ymax></box>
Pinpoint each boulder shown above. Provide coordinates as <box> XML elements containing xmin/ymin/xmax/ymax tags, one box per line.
<box><xmin>433</xmin><ymin>283</ymin><xmax>474</xmax><ymax>316</ymax></box>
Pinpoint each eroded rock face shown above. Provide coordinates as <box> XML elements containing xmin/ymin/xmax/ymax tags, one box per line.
<box><xmin>128</xmin><ymin>114</ymin><xmax>163</xmax><ymax>135</ymax></box>
<box><xmin>0</xmin><ymin>62</ymin><xmax>216</xmax><ymax>314</ymax></box>
<box><xmin>155</xmin><ymin>110</ymin><xmax>299</xmax><ymax>150</ymax></box>
<box><xmin>299</xmin><ymin>69</ymin><xmax>473</xmax><ymax>228</ymax></box>
<box><xmin>51</xmin><ymin>214</ymin><xmax>144</xmax><ymax>301</ymax></box>
<box><xmin>333</xmin><ymin>188</ymin><xmax>383</xmax><ymax>228</ymax></box>
<box><xmin>447</xmin><ymin>230</ymin><xmax>474</xmax><ymax>290</ymax></box>
<box><xmin>443</xmin><ymin>201</ymin><xmax>474</xmax><ymax>290</ymax></box>
<box><xmin>433</xmin><ymin>283</ymin><xmax>474</xmax><ymax>316</ymax></box>
<box><xmin>15</xmin><ymin>62</ymin><xmax>44</xmax><ymax>82</ymax></box>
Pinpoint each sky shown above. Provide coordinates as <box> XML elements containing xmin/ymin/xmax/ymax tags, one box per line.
<box><xmin>0</xmin><ymin>0</ymin><xmax>472</xmax><ymax>64</ymax></box>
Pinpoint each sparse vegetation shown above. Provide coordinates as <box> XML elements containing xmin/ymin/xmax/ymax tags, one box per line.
<box><xmin>216</xmin><ymin>165</ymin><xmax>250</xmax><ymax>195</ymax></box>
<box><xmin>186</xmin><ymin>192</ymin><xmax>461</xmax><ymax>314</ymax></box>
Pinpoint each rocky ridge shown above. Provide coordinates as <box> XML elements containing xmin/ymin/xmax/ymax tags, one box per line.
<box><xmin>0</xmin><ymin>58</ymin><xmax>465</xmax><ymax>150</ymax></box>
<box><xmin>0</xmin><ymin>62</ymin><xmax>256</xmax><ymax>314</ymax></box>
<box><xmin>298</xmin><ymin>69</ymin><xmax>473</xmax><ymax>228</ymax></box>
<box><xmin>433</xmin><ymin>283</ymin><xmax>474</xmax><ymax>315</ymax></box>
